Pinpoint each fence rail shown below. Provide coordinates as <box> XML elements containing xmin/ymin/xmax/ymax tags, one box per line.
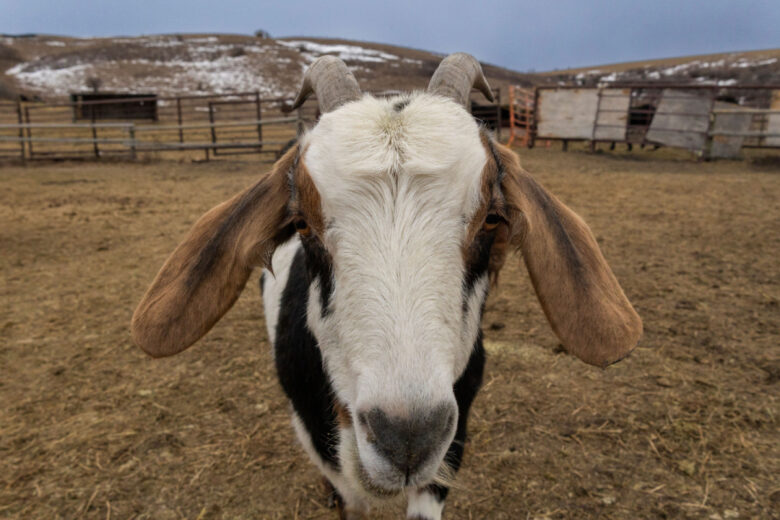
<box><xmin>0</xmin><ymin>92</ymin><xmax>309</xmax><ymax>161</ymax></box>
<box><xmin>0</xmin><ymin>118</ymin><xmax>303</xmax><ymax>161</ymax></box>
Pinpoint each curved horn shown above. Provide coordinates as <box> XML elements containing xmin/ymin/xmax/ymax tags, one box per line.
<box><xmin>291</xmin><ymin>56</ymin><xmax>362</xmax><ymax>113</ymax></box>
<box><xmin>427</xmin><ymin>53</ymin><xmax>494</xmax><ymax>108</ymax></box>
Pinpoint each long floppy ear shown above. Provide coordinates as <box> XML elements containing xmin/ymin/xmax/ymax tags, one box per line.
<box><xmin>131</xmin><ymin>147</ymin><xmax>298</xmax><ymax>358</ymax></box>
<box><xmin>495</xmin><ymin>143</ymin><xmax>642</xmax><ymax>368</ymax></box>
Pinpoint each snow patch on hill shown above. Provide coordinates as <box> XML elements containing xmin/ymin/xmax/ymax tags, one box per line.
<box><xmin>277</xmin><ymin>40</ymin><xmax>400</xmax><ymax>63</ymax></box>
<box><xmin>6</xmin><ymin>36</ymin><xmax>290</xmax><ymax>97</ymax></box>
<box><xmin>5</xmin><ymin>36</ymin><xmax>424</xmax><ymax>98</ymax></box>
<box><xmin>569</xmin><ymin>54</ymin><xmax>779</xmax><ymax>86</ymax></box>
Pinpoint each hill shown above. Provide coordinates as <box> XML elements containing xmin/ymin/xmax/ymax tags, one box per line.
<box><xmin>1</xmin><ymin>34</ymin><xmax>778</xmax><ymax>102</ymax></box>
<box><xmin>540</xmin><ymin>49</ymin><xmax>780</xmax><ymax>87</ymax></box>
<box><xmin>0</xmin><ymin>33</ymin><xmax>533</xmax><ymax>101</ymax></box>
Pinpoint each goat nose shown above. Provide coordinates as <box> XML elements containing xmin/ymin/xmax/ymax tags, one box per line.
<box><xmin>359</xmin><ymin>404</ymin><xmax>456</xmax><ymax>479</ymax></box>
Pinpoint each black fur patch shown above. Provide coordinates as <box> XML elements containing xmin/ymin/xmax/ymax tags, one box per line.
<box><xmin>463</xmin><ymin>230</ymin><xmax>495</xmax><ymax>298</ymax></box>
<box><xmin>394</xmin><ymin>99</ymin><xmax>410</xmax><ymax>112</ymax></box>
<box><xmin>426</xmin><ymin>332</ymin><xmax>486</xmax><ymax>503</ymax></box>
<box><xmin>272</xmin><ymin>248</ymin><xmax>340</xmax><ymax>468</ymax></box>
<box><xmin>299</xmin><ymin>236</ymin><xmax>334</xmax><ymax>317</ymax></box>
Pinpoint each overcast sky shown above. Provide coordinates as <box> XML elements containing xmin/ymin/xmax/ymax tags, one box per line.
<box><xmin>2</xmin><ymin>0</ymin><xmax>778</xmax><ymax>71</ymax></box>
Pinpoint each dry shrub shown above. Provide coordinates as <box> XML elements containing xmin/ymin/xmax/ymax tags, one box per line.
<box><xmin>0</xmin><ymin>77</ymin><xmax>18</xmax><ymax>100</ymax></box>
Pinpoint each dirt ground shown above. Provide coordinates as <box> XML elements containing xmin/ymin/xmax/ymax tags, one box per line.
<box><xmin>1</xmin><ymin>146</ymin><xmax>778</xmax><ymax>519</ymax></box>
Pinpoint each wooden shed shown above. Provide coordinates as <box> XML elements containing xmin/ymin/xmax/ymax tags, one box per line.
<box><xmin>70</xmin><ymin>92</ymin><xmax>158</xmax><ymax>121</ymax></box>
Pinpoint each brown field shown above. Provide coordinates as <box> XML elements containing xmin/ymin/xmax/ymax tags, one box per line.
<box><xmin>1</xmin><ymin>147</ymin><xmax>778</xmax><ymax>519</ymax></box>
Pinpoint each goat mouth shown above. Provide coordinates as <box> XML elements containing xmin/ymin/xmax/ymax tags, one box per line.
<box><xmin>356</xmin><ymin>461</ymin><xmax>403</xmax><ymax>498</ymax></box>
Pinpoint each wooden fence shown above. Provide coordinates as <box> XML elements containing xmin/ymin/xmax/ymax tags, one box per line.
<box><xmin>507</xmin><ymin>84</ymin><xmax>780</xmax><ymax>158</ymax></box>
<box><xmin>5</xmin><ymin>85</ymin><xmax>776</xmax><ymax>162</ymax></box>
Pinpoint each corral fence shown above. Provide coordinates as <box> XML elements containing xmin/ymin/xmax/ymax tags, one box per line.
<box><xmin>507</xmin><ymin>85</ymin><xmax>534</xmax><ymax>147</ymax></box>
<box><xmin>0</xmin><ymin>88</ymin><xmax>508</xmax><ymax>162</ymax></box>
<box><xmin>4</xmin><ymin>84</ymin><xmax>777</xmax><ymax>162</ymax></box>
<box><xmin>0</xmin><ymin>92</ymin><xmax>315</xmax><ymax>161</ymax></box>
<box><xmin>507</xmin><ymin>84</ymin><xmax>780</xmax><ymax>158</ymax></box>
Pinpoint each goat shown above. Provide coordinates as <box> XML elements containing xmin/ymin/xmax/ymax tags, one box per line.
<box><xmin>131</xmin><ymin>53</ymin><xmax>642</xmax><ymax>519</ymax></box>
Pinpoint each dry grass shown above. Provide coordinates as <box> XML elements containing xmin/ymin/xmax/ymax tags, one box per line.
<box><xmin>1</xmin><ymin>147</ymin><xmax>778</xmax><ymax>519</ymax></box>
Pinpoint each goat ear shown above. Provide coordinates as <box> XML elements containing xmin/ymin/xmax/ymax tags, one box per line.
<box><xmin>131</xmin><ymin>147</ymin><xmax>297</xmax><ymax>358</ymax></box>
<box><xmin>495</xmin><ymin>144</ymin><xmax>642</xmax><ymax>368</ymax></box>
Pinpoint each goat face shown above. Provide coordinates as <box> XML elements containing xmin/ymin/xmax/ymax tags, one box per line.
<box><xmin>131</xmin><ymin>54</ymin><xmax>642</xmax><ymax>498</ymax></box>
<box><xmin>295</xmin><ymin>94</ymin><xmax>491</xmax><ymax>491</ymax></box>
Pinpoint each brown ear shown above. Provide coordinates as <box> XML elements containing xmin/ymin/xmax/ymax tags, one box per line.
<box><xmin>495</xmin><ymin>143</ymin><xmax>642</xmax><ymax>367</ymax></box>
<box><xmin>131</xmin><ymin>147</ymin><xmax>297</xmax><ymax>358</ymax></box>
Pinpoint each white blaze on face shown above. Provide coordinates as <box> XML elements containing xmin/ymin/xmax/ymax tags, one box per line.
<box><xmin>302</xmin><ymin>93</ymin><xmax>487</xmax><ymax>413</ymax></box>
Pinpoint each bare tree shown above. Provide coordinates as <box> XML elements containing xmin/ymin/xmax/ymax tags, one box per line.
<box><xmin>86</xmin><ymin>77</ymin><xmax>102</xmax><ymax>93</ymax></box>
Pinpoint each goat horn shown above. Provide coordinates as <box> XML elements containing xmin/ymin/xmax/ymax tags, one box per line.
<box><xmin>427</xmin><ymin>53</ymin><xmax>494</xmax><ymax>108</ymax></box>
<box><xmin>291</xmin><ymin>56</ymin><xmax>362</xmax><ymax>113</ymax></box>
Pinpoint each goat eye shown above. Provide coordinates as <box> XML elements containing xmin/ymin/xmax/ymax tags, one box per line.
<box><xmin>294</xmin><ymin>219</ymin><xmax>311</xmax><ymax>236</ymax></box>
<box><xmin>483</xmin><ymin>213</ymin><xmax>501</xmax><ymax>231</ymax></box>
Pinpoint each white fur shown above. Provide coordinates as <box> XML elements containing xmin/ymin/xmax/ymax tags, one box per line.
<box><xmin>406</xmin><ymin>488</ymin><xmax>445</xmax><ymax>520</ymax></box>
<box><xmin>300</xmin><ymin>93</ymin><xmax>487</xmax><ymax>492</ymax></box>
<box><xmin>302</xmin><ymin>93</ymin><xmax>485</xmax><ymax>403</ymax></box>
<box><xmin>261</xmin><ymin>236</ymin><xmax>301</xmax><ymax>346</ymax></box>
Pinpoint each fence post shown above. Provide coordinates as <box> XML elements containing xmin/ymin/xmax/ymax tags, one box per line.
<box><xmin>128</xmin><ymin>124</ymin><xmax>137</xmax><ymax>160</ymax></box>
<box><xmin>590</xmin><ymin>88</ymin><xmax>604</xmax><ymax>153</ymax></box>
<box><xmin>91</xmin><ymin>118</ymin><xmax>100</xmax><ymax>158</ymax></box>
<box><xmin>701</xmin><ymin>95</ymin><xmax>717</xmax><ymax>161</ymax></box>
<box><xmin>528</xmin><ymin>87</ymin><xmax>539</xmax><ymax>149</ymax></box>
<box><xmin>177</xmin><ymin>97</ymin><xmax>184</xmax><ymax>143</ymax></box>
<box><xmin>255</xmin><ymin>92</ymin><xmax>263</xmax><ymax>151</ymax></box>
<box><xmin>24</xmin><ymin>106</ymin><xmax>34</xmax><ymax>158</ymax></box>
<box><xmin>15</xmin><ymin>101</ymin><xmax>25</xmax><ymax>162</ymax></box>
<box><xmin>495</xmin><ymin>88</ymin><xmax>502</xmax><ymax>143</ymax></box>
<box><xmin>208</xmin><ymin>102</ymin><xmax>217</xmax><ymax>156</ymax></box>
<box><xmin>507</xmin><ymin>86</ymin><xmax>515</xmax><ymax>146</ymax></box>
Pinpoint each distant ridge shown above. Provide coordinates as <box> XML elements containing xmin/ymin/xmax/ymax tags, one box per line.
<box><xmin>1</xmin><ymin>34</ymin><xmax>778</xmax><ymax>101</ymax></box>
<box><xmin>540</xmin><ymin>48</ymin><xmax>780</xmax><ymax>87</ymax></box>
<box><xmin>0</xmin><ymin>34</ymin><xmax>533</xmax><ymax>101</ymax></box>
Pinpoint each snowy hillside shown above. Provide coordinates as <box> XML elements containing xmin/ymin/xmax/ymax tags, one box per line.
<box><xmin>1</xmin><ymin>34</ymin><xmax>777</xmax><ymax>102</ymax></box>
<box><xmin>0</xmin><ymin>34</ymin><xmax>528</xmax><ymax>101</ymax></box>
<box><xmin>542</xmin><ymin>49</ymin><xmax>780</xmax><ymax>87</ymax></box>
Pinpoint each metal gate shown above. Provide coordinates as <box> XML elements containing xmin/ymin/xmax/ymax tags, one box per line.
<box><xmin>207</xmin><ymin>95</ymin><xmax>263</xmax><ymax>156</ymax></box>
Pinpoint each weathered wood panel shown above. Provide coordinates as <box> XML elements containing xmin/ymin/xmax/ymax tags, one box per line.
<box><xmin>766</xmin><ymin>90</ymin><xmax>780</xmax><ymax>147</ymax></box>
<box><xmin>537</xmin><ymin>88</ymin><xmax>599</xmax><ymax>140</ymax></box>
<box><xmin>710</xmin><ymin>102</ymin><xmax>753</xmax><ymax>159</ymax></box>
<box><xmin>594</xmin><ymin>88</ymin><xmax>630</xmax><ymax>141</ymax></box>
<box><xmin>646</xmin><ymin>89</ymin><xmax>712</xmax><ymax>152</ymax></box>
